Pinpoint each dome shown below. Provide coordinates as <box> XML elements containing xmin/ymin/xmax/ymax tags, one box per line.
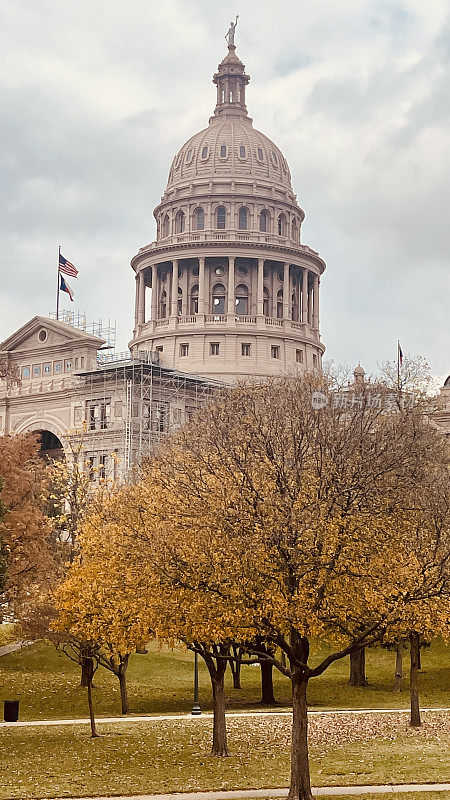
<box><xmin>166</xmin><ymin>119</ymin><xmax>293</xmax><ymax>192</ymax></box>
<box><xmin>165</xmin><ymin>43</ymin><xmax>293</xmax><ymax>194</ymax></box>
<box><xmin>444</xmin><ymin>375</ymin><xmax>450</xmax><ymax>387</ymax></box>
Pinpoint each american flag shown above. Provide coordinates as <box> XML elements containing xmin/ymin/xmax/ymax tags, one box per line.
<box><xmin>59</xmin><ymin>253</ymin><xmax>79</xmax><ymax>278</ymax></box>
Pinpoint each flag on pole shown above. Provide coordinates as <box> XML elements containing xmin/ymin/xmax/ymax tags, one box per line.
<box><xmin>59</xmin><ymin>253</ymin><xmax>79</xmax><ymax>278</ymax></box>
<box><xmin>398</xmin><ymin>341</ymin><xmax>403</xmax><ymax>366</ymax></box>
<box><xmin>60</xmin><ymin>274</ymin><xmax>74</xmax><ymax>301</ymax></box>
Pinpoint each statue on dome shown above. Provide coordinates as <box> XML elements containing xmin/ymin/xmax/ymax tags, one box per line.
<box><xmin>225</xmin><ymin>15</ymin><xmax>239</xmax><ymax>47</ymax></box>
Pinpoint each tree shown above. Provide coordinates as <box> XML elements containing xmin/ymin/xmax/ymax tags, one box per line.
<box><xmin>131</xmin><ymin>374</ymin><xmax>449</xmax><ymax>800</ymax></box>
<box><xmin>0</xmin><ymin>359</ymin><xmax>20</xmax><ymax>388</ymax></box>
<box><xmin>0</xmin><ymin>433</ymin><xmax>53</xmax><ymax>611</ymax></box>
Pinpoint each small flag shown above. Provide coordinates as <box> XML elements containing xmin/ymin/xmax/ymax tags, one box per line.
<box><xmin>60</xmin><ymin>274</ymin><xmax>74</xmax><ymax>301</ymax></box>
<box><xmin>398</xmin><ymin>341</ymin><xmax>403</xmax><ymax>366</ymax></box>
<box><xmin>59</xmin><ymin>253</ymin><xmax>79</xmax><ymax>278</ymax></box>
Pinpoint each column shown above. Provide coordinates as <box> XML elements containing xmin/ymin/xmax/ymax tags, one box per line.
<box><xmin>257</xmin><ymin>258</ymin><xmax>264</xmax><ymax>318</ymax></box>
<box><xmin>302</xmin><ymin>268</ymin><xmax>308</xmax><ymax>325</ymax></box>
<box><xmin>151</xmin><ymin>264</ymin><xmax>158</xmax><ymax>321</ymax></box>
<box><xmin>134</xmin><ymin>275</ymin><xmax>139</xmax><ymax>329</ymax></box>
<box><xmin>227</xmin><ymin>256</ymin><xmax>235</xmax><ymax>316</ymax></box>
<box><xmin>138</xmin><ymin>270</ymin><xmax>145</xmax><ymax>325</ymax></box>
<box><xmin>170</xmin><ymin>259</ymin><xmax>178</xmax><ymax>317</ymax></box>
<box><xmin>313</xmin><ymin>274</ymin><xmax>319</xmax><ymax>330</ymax></box>
<box><xmin>283</xmin><ymin>262</ymin><xmax>290</xmax><ymax>320</ymax></box>
<box><xmin>198</xmin><ymin>256</ymin><xmax>206</xmax><ymax>315</ymax></box>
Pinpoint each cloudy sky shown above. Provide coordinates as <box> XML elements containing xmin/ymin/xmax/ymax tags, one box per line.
<box><xmin>1</xmin><ymin>0</ymin><xmax>448</xmax><ymax>378</ymax></box>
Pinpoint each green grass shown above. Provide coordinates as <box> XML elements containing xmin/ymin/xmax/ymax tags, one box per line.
<box><xmin>0</xmin><ymin>638</ymin><xmax>448</xmax><ymax>721</ymax></box>
<box><xmin>0</xmin><ymin>713</ymin><xmax>448</xmax><ymax>799</ymax></box>
<box><xmin>0</xmin><ymin>624</ymin><xmax>19</xmax><ymax>648</ymax></box>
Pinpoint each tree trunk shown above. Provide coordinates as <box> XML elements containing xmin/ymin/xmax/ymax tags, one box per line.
<box><xmin>87</xmin><ymin>680</ymin><xmax>98</xmax><ymax>737</ymax></box>
<box><xmin>260</xmin><ymin>660</ymin><xmax>276</xmax><ymax>705</ymax></box>
<box><xmin>211</xmin><ymin>670</ymin><xmax>229</xmax><ymax>756</ymax></box>
<box><xmin>348</xmin><ymin>647</ymin><xmax>367</xmax><ymax>686</ymax></box>
<box><xmin>409</xmin><ymin>631</ymin><xmax>421</xmax><ymax>727</ymax></box>
<box><xmin>395</xmin><ymin>639</ymin><xmax>403</xmax><ymax>692</ymax></box>
<box><xmin>118</xmin><ymin>664</ymin><xmax>129</xmax><ymax>714</ymax></box>
<box><xmin>288</xmin><ymin>671</ymin><xmax>313</xmax><ymax>800</ymax></box>
<box><xmin>229</xmin><ymin>649</ymin><xmax>242</xmax><ymax>689</ymax></box>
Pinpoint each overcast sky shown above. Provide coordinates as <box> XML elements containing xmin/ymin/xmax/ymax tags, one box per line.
<box><xmin>0</xmin><ymin>0</ymin><xmax>448</xmax><ymax>379</ymax></box>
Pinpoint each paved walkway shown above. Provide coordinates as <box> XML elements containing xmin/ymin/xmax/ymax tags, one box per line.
<box><xmin>1</xmin><ymin>706</ymin><xmax>448</xmax><ymax>728</ymax></box>
<box><xmin>0</xmin><ymin>639</ymin><xmax>33</xmax><ymax>657</ymax></box>
<box><xmin>45</xmin><ymin>784</ymin><xmax>450</xmax><ymax>798</ymax></box>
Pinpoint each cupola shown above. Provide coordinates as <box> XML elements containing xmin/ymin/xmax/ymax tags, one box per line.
<box><xmin>212</xmin><ymin>44</ymin><xmax>250</xmax><ymax>119</ymax></box>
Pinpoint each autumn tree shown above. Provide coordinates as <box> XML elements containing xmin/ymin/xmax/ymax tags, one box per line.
<box><xmin>0</xmin><ymin>358</ymin><xmax>20</xmax><ymax>389</ymax></box>
<box><xmin>132</xmin><ymin>374</ymin><xmax>449</xmax><ymax>800</ymax></box>
<box><xmin>0</xmin><ymin>433</ymin><xmax>54</xmax><ymax>611</ymax></box>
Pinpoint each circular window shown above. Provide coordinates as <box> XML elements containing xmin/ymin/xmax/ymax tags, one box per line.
<box><xmin>38</xmin><ymin>329</ymin><xmax>47</xmax><ymax>342</ymax></box>
<box><xmin>214</xmin><ymin>267</ymin><xmax>225</xmax><ymax>276</ymax></box>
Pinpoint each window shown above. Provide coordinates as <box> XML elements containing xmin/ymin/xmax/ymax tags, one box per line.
<box><xmin>175</xmin><ymin>210</ymin><xmax>185</xmax><ymax>233</ymax></box>
<box><xmin>21</xmin><ymin>366</ymin><xmax>30</xmax><ymax>379</ymax></box>
<box><xmin>313</xmin><ymin>354</ymin><xmax>318</xmax><ymax>367</ymax></box>
<box><xmin>238</xmin><ymin>207</ymin><xmax>248</xmax><ymax>230</ymax></box>
<box><xmin>88</xmin><ymin>401</ymin><xmax>111</xmax><ymax>431</ymax></box>
<box><xmin>32</xmin><ymin>364</ymin><xmax>41</xmax><ymax>377</ymax></box>
<box><xmin>239</xmin><ymin>145</ymin><xmax>246</xmax><ymax>158</ymax></box>
<box><xmin>38</xmin><ymin>329</ymin><xmax>47</xmax><ymax>342</ymax></box>
<box><xmin>210</xmin><ymin>342</ymin><xmax>220</xmax><ymax>356</ymax></box>
<box><xmin>241</xmin><ymin>343</ymin><xmax>251</xmax><ymax>357</ymax></box>
<box><xmin>190</xmin><ymin>284</ymin><xmax>199</xmax><ymax>314</ymax></box>
<box><xmin>212</xmin><ymin>283</ymin><xmax>226</xmax><ymax>314</ymax></box>
<box><xmin>296</xmin><ymin>349</ymin><xmax>303</xmax><ymax>364</ymax></box>
<box><xmin>155</xmin><ymin>345</ymin><xmax>163</xmax><ymax>358</ymax></box>
<box><xmin>278</xmin><ymin>214</ymin><xmax>287</xmax><ymax>236</ymax></box>
<box><xmin>153</xmin><ymin>402</ymin><xmax>169</xmax><ymax>433</ymax></box>
<box><xmin>178</xmin><ymin>286</ymin><xmax>183</xmax><ymax>315</ymax></box>
<box><xmin>65</xmin><ymin>360</ymin><xmax>72</xmax><ymax>372</ymax></box>
<box><xmin>159</xmin><ymin>290</ymin><xmax>167</xmax><ymax>318</ymax></box>
<box><xmin>88</xmin><ymin>456</ymin><xmax>95</xmax><ymax>482</ymax></box>
<box><xmin>272</xmin><ymin>151</ymin><xmax>278</xmax><ymax>165</ymax></box>
<box><xmin>292</xmin><ymin>218</ymin><xmax>299</xmax><ymax>242</ymax></box>
<box><xmin>180</xmin><ymin>343</ymin><xmax>189</xmax><ymax>357</ymax></box>
<box><xmin>257</xmin><ymin>147</ymin><xmax>263</xmax><ymax>160</ymax></box>
<box><xmin>194</xmin><ymin>207</ymin><xmax>204</xmax><ymax>230</ymax></box>
<box><xmin>271</xmin><ymin>345</ymin><xmax>280</xmax><ymax>359</ymax></box>
<box><xmin>98</xmin><ymin>455</ymin><xmax>106</xmax><ymax>480</ymax></box>
<box><xmin>277</xmin><ymin>289</ymin><xmax>283</xmax><ymax>319</ymax></box>
<box><xmin>201</xmin><ymin>146</ymin><xmax>208</xmax><ymax>158</ymax></box>
<box><xmin>235</xmin><ymin>284</ymin><xmax>248</xmax><ymax>316</ymax></box>
<box><xmin>216</xmin><ymin>206</ymin><xmax>226</xmax><ymax>229</ymax></box>
<box><xmin>43</xmin><ymin>363</ymin><xmax>51</xmax><ymax>375</ymax></box>
<box><xmin>263</xmin><ymin>287</ymin><xmax>270</xmax><ymax>317</ymax></box>
<box><xmin>162</xmin><ymin>214</ymin><xmax>170</xmax><ymax>237</ymax></box>
<box><xmin>186</xmin><ymin>149</ymin><xmax>192</xmax><ymax>162</ymax></box>
<box><xmin>220</xmin><ymin>144</ymin><xmax>227</xmax><ymax>157</ymax></box>
<box><xmin>260</xmin><ymin>210</ymin><xmax>269</xmax><ymax>232</ymax></box>
<box><xmin>54</xmin><ymin>361</ymin><xmax>62</xmax><ymax>373</ymax></box>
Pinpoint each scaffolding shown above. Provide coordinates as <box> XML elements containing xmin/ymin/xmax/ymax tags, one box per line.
<box><xmin>49</xmin><ymin>311</ymin><xmax>117</xmax><ymax>351</ymax></box>
<box><xmin>73</xmin><ymin>353</ymin><xmax>221</xmax><ymax>479</ymax></box>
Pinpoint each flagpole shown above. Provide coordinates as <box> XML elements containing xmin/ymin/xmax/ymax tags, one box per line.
<box><xmin>56</xmin><ymin>246</ymin><xmax>61</xmax><ymax>320</ymax></box>
<box><xmin>397</xmin><ymin>340</ymin><xmax>400</xmax><ymax>391</ymax></box>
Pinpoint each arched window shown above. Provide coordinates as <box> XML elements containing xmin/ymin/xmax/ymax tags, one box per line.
<box><xmin>235</xmin><ymin>284</ymin><xmax>249</xmax><ymax>316</ymax></box>
<box><xmin>277</xmin><ymin>289</ymin><xmax>283</xmax><ymax>319</ymax></box>
<box><xmin>238</xmin><ymin>207</ymin><xmax>248</xmax><ymax>230</ymax></box>
<box><xmin>175</xmin><ymin>210</ymin><xmax>185</xmax><ymax>234</ymax></box>
<box><xmin>160</xmin><ymin>290</ymin><xmax>167</xmax><ymax>319</ymax></box>
<box><xmin>278</xmin><ymin>213</ymin><xmax>287</xmax><ymax>236</ymax></box>
<box><xmin>239</xmin><ymin>145</ymin><xmax>246</xmax><ymax>158</ymax></box>
<box><xmin>257</xmin><ymin>147</ymin><xmax>263</xmax><ymax>160</ymax></box>
<box><xmin>190</xmin><ymin>284</ymin><xmax>199</xmax><ymax>315</ymax></box>
<box><xmin>194</xmin><ymin>207</ymin><xmax>205</xmax><ymax>231</ymax></box>
<box><xmin>291</xmin><ymin>291</ymin><xmax>298</xmax><ymax>321</ymax></box>
<box><xmin>292</xmin><ymin>218</ymin><xmax>299</xmax><ymax>242</ymax></box>
<box><xmin>260</xmin><ymin>210</ymin><xmax>269</xmax><ymax>232</ymax></box>
<box><xmin>162</xmin><ymin>214</ymin><xmax>169</xmax><ymax>238</ymax></box>
<box><xmin>216</xmin><ymin>206</ymin><xmax>226</xmax><ymax>229</ymax></box>
<box><xmin>201</xmin><ymin>145</ymin><xmax>208</xmax><ymax>159</ymax></box>
<box><xmin>220</xmin><ymin>144</ymin><xmax>227</xmax><ymax>158</ymax></box>
<box><xmin>178</xmin><ymin>286</ymin><xmax>183</xmax><ymax>315</ymax></box>
<box><xmin>212</xmin><ymin>283</ymin><xmax>226</xmax><ymax>315</ymax></box>
<box><xmin>263</xmin><ymin>287</ymin><xmax>270</xmax><ymax>317</ymax></box>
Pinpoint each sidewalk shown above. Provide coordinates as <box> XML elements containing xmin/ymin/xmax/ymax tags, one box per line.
<box><xmin>1</xmin><ymin>706</ymin><xmax>448</xmax><ymax>728</ymax></box>
<box><xmin>45</xmin><ymin>784</ymin><xmax>450</xmax><ymax>799</ymax></box>
<box><xmin>0</xmin><ymin>639</ymin><xmax>33</xmax><ymax>657</ymax></box>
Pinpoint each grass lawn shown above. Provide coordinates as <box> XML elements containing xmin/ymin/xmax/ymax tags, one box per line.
<box><xmin>0</xmin><ymin>624</ymin><xmax>19</xmax><ymax>648</ymax></box>
<box><xmin>0</xmin><ymin>712</ymin><xmax>448</xmax><ymax>799</ymax></box>
<box><xmin>0</xmin><ymin>638</ymin><xmax>448</xmax><ymax>721</ymax></box>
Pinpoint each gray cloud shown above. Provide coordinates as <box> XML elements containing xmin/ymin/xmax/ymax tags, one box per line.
<box><xmin>0</xmin><ymin>0</ymin><xmax>448</xmax><ymax>379</ymax></box>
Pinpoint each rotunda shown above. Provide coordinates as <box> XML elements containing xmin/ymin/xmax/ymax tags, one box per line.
<box><xmin>129</xmin><ymin>39</ymin><xmax>326</xmax><ymax>381</ymax></box>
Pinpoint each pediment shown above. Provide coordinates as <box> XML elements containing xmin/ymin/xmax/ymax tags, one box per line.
<box><xmin>1</xmin><ymin>316</ymin><xmax>105</xmax><ymax>355</ymax></box>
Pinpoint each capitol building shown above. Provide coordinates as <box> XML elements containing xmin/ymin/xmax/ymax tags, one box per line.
<box><xmin>0</xmin><ymin>36</ymin><xmax>448</xmax><ymax>470</ymax></box>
